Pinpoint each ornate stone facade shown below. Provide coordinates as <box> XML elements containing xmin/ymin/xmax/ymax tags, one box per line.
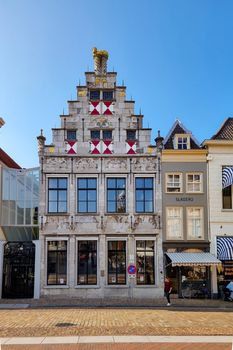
<box><xmin>38</xmin><ymin>49</ymin><xmax>163</xmax><ymax>299</ymax></box>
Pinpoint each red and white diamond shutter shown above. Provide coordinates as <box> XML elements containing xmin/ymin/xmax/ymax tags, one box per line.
<box><xmin>89</xmin><ymin>101</ymin><xmax>101</xmax><ymax>115</ymax></box>
<box><xmin>66</xmin><ymin>141</ymin><xmax>77</xmax><ymax>154</ymax></box>
<box><xmin>126</xmin><ymin>141</ymin><xmax>137</xmax><ymax>154</ymax></box>
<box><xmin>102</xmin><ymin>140</ymin><xmax>113</xmax><ymax>154</ymax></box>
<box><xmin>102</xmin><ymin>101</ymin><xmax>114</xmax><ymax>115</ymax></box>
<box><xmin>90</xmin><ymin>140</ymin><xmax>101</xmax><ymax>154</ymax></box>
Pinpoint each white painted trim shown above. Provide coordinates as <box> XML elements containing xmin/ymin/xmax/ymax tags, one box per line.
<box><xmin>46</xmin><ymin>236</ymin><xmax>68</xmax><ymax>241</ymax></box>
<box><xmin>32</xmin><ymin>240</ymin><xmax>40</xmax><ymax>299</ymax></box>
<box><xmin>45</xmin><ymin>175</ymin><xmax>69</xmax><ymax>214</ymax></box>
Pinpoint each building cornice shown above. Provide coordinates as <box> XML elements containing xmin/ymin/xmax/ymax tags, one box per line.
<box><xmin>162</xmin><ymin>149</ymin><xmax>207</xmax><ymax>162</ymax></box>
<box><xmin>203</xmin><ymin>139</ymin><xmax>233</xmax><ymax>147</ymax></box>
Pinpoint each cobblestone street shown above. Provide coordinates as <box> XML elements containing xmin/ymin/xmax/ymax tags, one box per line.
<box><xmin>0</xmin><ymin>307</ymin><xmax>232</xmax><ymax>337</ymax></box>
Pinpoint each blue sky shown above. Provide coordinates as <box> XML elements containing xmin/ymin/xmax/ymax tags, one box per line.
<box><xmin>1</xmin><ymin>0</ymin><xmax>233</xmax><ymax>167</ymax></box>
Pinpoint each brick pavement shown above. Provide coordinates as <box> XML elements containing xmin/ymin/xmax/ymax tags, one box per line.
<box><xmin>1</xmin><ymin>344</ymin><xmax>232</xmax><ymax>350</ymax></box>
<box><xmin>0</xmin><ymin>308</ymin><xmax>232</xmax><ymax>337</ymax></box>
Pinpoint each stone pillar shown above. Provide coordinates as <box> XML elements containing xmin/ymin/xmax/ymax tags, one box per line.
<box><xmin>69</xmin><ymin>236</ymin><xmax>76</xmax><ymax>288</ymax></box>
<box><xmin>99</xmin><ymin>234</ymin><xmax>106</xmax><ymax>293</ymax></box>
<box><xmin>37</xmin><ymin>130</ymin><xmax>46</xmax><ymax>158</ymax></box>
<box><xmin>127</xmin><ymin>235</ymin><xmax>135</xmax><ymax>298</ymax></box>
<box><xmin>211</xmin><ymin>265</ymin><xmax>218</xmax><ymax>299</ymax></box>
<box><xmin>33</xmin><ymin>240</ymin><xmax>41</xmax><ymax>299</ymax></box>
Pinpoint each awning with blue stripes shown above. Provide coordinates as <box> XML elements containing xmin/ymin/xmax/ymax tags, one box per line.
<box><xmin>217</xmin><ymin>237</ymin><xmax>233</xmax><ymax>260</ymax></box>
<box><xmin>165</xmin><ymin>252</ymin><xmax>221</xmax><ymax>266</ymax></box>
<box><xmin>222</xmin><ymin>166</ymin><xmax>233</xmax><ymax>189</ymax></box>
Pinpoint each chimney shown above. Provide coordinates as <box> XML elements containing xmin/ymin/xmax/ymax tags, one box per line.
<box><xmin>155</xmin><ymin>130</ymin><xmax>164</xmax><ymax>150</ymax></box>
<box><xmin>92</xmin><ymin>47</ymin><xmax>109</xmax><ymax>75</ymax></box>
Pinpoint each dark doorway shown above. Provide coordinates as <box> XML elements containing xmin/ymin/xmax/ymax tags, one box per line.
<box><xmin>2</xmin><ymin>242</ymin><xmax>35</xmax><ymax>298</ymax></box>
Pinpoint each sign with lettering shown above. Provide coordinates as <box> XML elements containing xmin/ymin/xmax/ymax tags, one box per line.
<box><xmin>176</xmin><ymin>197</ymin><xmax>194</xmax><ymax>202</ymax></box>
<box><xmin>223</xmin><ymin>262</ymin><xmax>233</xmax><ymax>279</ymax></box>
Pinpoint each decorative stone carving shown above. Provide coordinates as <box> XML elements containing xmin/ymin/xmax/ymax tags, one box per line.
<box><xmin>145</xmin><ymin>158</ymin><xmax>157</xmax><ymax>171</ymax></box>
<box><xmin>45</xmin><ymin>216</ymin><xmax>70</xmax><ymax>232</ymax></box>
<box><xmin>105</xmin><ymin>215</ymin><xmax>129</xmax><ymax>233</ymax></box>
<box><xmin>45</xmin><ymin>157</ymin><xmax>70</xmax><ymax>172</ymax></box>
<box><xmin>92</xmin><ymin>47</ymin><xmax>108</xmax><ymax>75</ymax></box>
<box><xmin>89</xmin><ymin>117</ymin><xmax>113</xmax><ymax>129</ymax></box>
<box><xmin>75</xmin><ymin>158</ymin><xmax>99</xmax><ymax>171</ymax></box>
<box><xmin>132</xmin><ymin>215</ymin><xmax>159</xmax><ymax>231</ymax></box>
<box><xmin>132</xmin><ymin>158</ymin><xmax>156</xmax><ymax>172</ymax></box>
<box><xmin>75</xmin><ymin>216</ymin><xmax>98</xmax><ymax>224</ymax></box>
<box><xmin>104</xmin><ymin>158</ymin><xmax>127</xmax><ymax>171</ymax></box>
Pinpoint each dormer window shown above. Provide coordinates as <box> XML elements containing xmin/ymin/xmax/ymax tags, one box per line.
<box><xmin>126</xmin><ymin>130</ymin><xmax>136</xmax><ymax>140</ymax></box>
<box><xmin>66</xmin><ymin>130</ymin><xmax>77</xmax><ymax>140</ymax></box>
<box><xmin>103</xmin><ymin>91</ymin><xmax>113</xmax><ymax>101</ymax></box>
<box><xmin>90</xmin><ymin>90</ymin><xmax>100</xmax><ymax>100</ymax></box>
<box><xmin>174</xmin><ymin>134</ymin><xmax>190</xmax><ymax>150</ymax></box>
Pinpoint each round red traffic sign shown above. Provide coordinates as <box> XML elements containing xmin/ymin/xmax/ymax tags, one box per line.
<box><xmin>127</xmin><ymin>265</ymin><xmax>136</xmax><ymax>274</ymax></box>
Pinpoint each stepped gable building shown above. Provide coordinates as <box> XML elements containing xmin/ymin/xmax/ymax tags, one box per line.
<box><xmin>203</xmin><ymin>117</ymin><xmax>233</xmax><ymax>298</ymax></box>
<box><xmin>37</xmin><ymin>48</ymin><xmax>163</xmax><ymax>299</ymax></box>
<box><xmin>161</xmin><ymin>120</ymin><xmax>220</xmax><ymax>298</ymax></box>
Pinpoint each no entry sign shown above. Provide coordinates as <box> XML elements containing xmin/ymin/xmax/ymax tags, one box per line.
<box><xmin>127</xmin><ymin>265</ymin><xmax>136</xmax><ymax>274</ymax></box>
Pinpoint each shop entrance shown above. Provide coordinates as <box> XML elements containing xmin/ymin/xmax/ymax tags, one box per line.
<box><xmin>180</xmin><ymin>266</ymin><xmax>210</xmax><ymax>298</ymax></box>
<box><xmin>2</xmin><ymin>242</ymin><xmax>35</xmax><ymax>298</ymax></box>
<box><xmin>166</xmin><ymin>262</ymin><xmax>211</xmax><ymax>298</ymax></box>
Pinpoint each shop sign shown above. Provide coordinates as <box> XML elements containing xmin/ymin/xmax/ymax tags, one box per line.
<box><xmin>176</xmin><ymin>197</ymin><xmax>194</xmax><ymax>202</ymax></box>
<box><xmin>223</xmin><ymin>262</ymin><xmax>233</xmax><ymax>279</ymax></box>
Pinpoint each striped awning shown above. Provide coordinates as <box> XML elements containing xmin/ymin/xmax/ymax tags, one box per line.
<box><xmin>166</xmin><ymin>252</ymin><xmax>221</xmax><ymax>267</ymax></box>
<box><xmin>222</xmin><ymin>166</ymin><xmax>233</xmax><ymax>189</ymax></box>
<box><xmin>217</xmin><ymin>237</ymin><xmax>233</xmax><ymax>260</ymax></box>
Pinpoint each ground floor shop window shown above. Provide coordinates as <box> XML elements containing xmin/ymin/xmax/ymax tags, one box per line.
<box><xmin>181</xmin><ymin>266</ymin><xmax>209</xmax><ymax>298</ymax></box>
<box><xmin>47</xmin><ymin>240</ymin><xmax>67</xmax><ymax>285</ymax></box>
<box><xmin>77</xmin><ymin>240</ymin><xmax>97</xmax><ymax>285</ymax></box>
<box><xmin>166</xmin><ymin>262</ymin><xmax>210</xmax><ymax>298</ymax></box>
<box><xmin>136</xmin><ymin>240</ymin><xmax>155</xmax><ymax>285</ymax></box>
<box><xmin>108</xmin><ymin>241</ymin><xmax>126</xmax><ymax>284</ymax></box>
<box><xmin>217</xmin><ymin>261</ymin><xmax>233</xmax><ymax>298</ymax></box>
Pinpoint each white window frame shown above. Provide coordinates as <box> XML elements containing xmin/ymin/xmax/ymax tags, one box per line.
<box><xmin>173</xmin><ymin>134</ymin><xmax>190</xmax><ymax>150</ymax></box>
<box><xmin>165</xmin><ymin>173</ymin><xmax>183</xmax><ymax>193</ymax></box>
<box><xmin>134</xmin><ymin>175</ymin><xmax>156</xmax><ymax>213</ymax></box>
<box><xmin>166</xmin><ymin>207</ymin><xmax>183</xmax><ymax>239</ymax></box>
<box><xmin>76</xmin><ymin>175</ymin><xmax>99</xmax><ymax>214</ymax></box>
<box><xmin>105</xmin><ymin>175</ymin><xmax>127</xmax><ymax>214</ymax></box>
<box><xmin>187</xmin><ymin>207</ymin><xmax>204</xmax><ymax>240</ymax></box>
<box><xmin>186</xmin><ymin>173</ymin><xmax>203</xmax><ymax>193</ymax></box>
<box><xmin>46</xmin><ymin>175</ymin><xmax>69</xmax><ymax>214</ymax></box>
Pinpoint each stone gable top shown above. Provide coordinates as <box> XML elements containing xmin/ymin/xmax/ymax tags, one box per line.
<box><xmin>163</xmin><ymin>119</ymin><xmax>200</xmax><ymax>149</ymax></box>
<box><xmin>211</xmin><ymin>117</ymin><xmax>233</xmax><ymax>140</ymax></box>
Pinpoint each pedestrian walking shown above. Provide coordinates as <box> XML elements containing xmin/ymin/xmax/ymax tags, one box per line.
<box><xmin>164</xmin><ymin>277</ymin><xmax>172</xmax><ymax>306</ymax></box>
